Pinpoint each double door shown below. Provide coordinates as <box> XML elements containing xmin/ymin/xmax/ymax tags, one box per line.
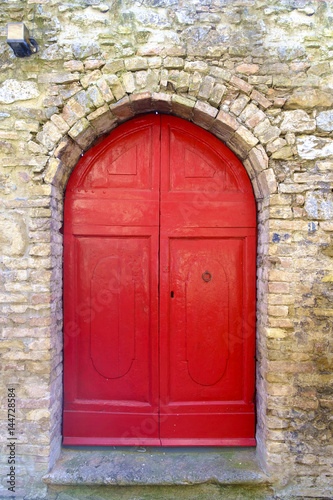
<box><xmin>63</xmin><ymin>114</ymin><xmax>256</xmax><ymax>446</ymax></box>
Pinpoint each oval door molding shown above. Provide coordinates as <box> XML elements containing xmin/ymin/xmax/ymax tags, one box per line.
<box><xmin>90</xmin><ymin>255</ymin><xmax>136</xmax><ymax>380</ymax></box>
<box><xmin>185</xmin><ymin>258</ymin><xmax>229</xmax><ymax>387</ymax></box>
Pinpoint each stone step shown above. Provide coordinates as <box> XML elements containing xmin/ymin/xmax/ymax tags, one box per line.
<box><xmin>44</xmin><ymin>446</ymin><xmax>271</xmax><ymax>487</ymax></box>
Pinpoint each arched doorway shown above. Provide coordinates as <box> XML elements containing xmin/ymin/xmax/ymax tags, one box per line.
<box><xmin>62</xmin><ymin>114</ymin><xmax>256</xmax><ymax>446</ymax></box>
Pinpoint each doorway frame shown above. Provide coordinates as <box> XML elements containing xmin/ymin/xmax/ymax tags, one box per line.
<box><xmin>44</xmin><ymin>92</ymin><xmax>277</xmax><ymax>476</ymax></box>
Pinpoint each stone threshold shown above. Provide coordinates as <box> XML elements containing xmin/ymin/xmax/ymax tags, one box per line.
<box><xmin>43</xmin><ymin>446</ymin><xmax>272</xmax><ymax>487</ymax></box>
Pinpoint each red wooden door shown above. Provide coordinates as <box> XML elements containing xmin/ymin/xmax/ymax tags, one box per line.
<box><xmin>63</xmin><ymin>114</ymin><xmax>256</xmax><ymax>446</ymax></box>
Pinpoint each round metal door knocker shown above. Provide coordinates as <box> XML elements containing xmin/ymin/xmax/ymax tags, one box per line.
<box><xmin>202</xmin><ymin>271</ymin><xmax>212</xmax><ymax>282</ymax></box>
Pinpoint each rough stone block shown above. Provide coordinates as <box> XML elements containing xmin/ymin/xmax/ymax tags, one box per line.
<box><xmin>167</xmin><ymin>70</ymin><xmax>190</xmax><ymax>93</ymax></box>
<box><xmin>208</xmin><ymin>84</ymin><xmax>226</xmax><ymax>107</ymax></box>
<box><xmin>163</xmin><ymin>46</ymin><xmax>186</xmax><ymax>57</ymax></box>
<box><xmin>250</xmin><ymin>90</ymin><xmax>273</xmax><ymax>109</ymax></box>
<box><xmin>257</xmin><ymin>168</ymin><xmax>278</xmax><ymax>197</ymax></box>
<box><xmin>54</xmin><ymin>137</ymin><xmax>82</xmax><ymax>171</ymax></box>
<box><xmin>184</xmin><ymin>61</ymin><xmax>209</xmax><ymax>73</ymax></box>
<box><xmin>227</xmin><ymin>125</ymin><xmax>259</xmax><ymax>159</ymax></box>
<box><xmin>280</xmin><ymin>110</ymin><xmax>316</xmax><ymax>134</ymax></box>
<box><xmin>267</xmin><ymin>138</ymin><xmax>288</xmax><ymax>154</ymax></box>
<box><xmin>254</xmin><ymin>119</ymin><xmax>281</xmax><ymax>145</ymax></box>
<box><xmin>80</xmin><ymin>70</ymin><xmax>103</xmax><ymax>89</ymax></box>
<box><xmin>198</xmin><ymin>76</ymin><xmax>215</xmax><ymax>100</ymax></box>
<box><xmin>192</xmin><ymin>101</ymin><xmax>218</xmax><ymax>130</ymax></box>
<box><xmin>210</xmin><ymin>66</ymin><xmax>231</xmax><ymax>82</ymax></box>
<box><xmin>50</xmin><ymin>114</ymin><xmax>70</xmax><ymax>135</ymax></box>
<box><xmin>124</xmin><ymin>57</ymin><xmax>148</xmax><ymax>71</ymax></box>
<box><xmin>84</xmin><ymin>60</ymin><xmax>105</xmax><ymax>71</ymax></box>
<box><xmin>103</xmin><ymin>59</ymin><xmax>124</xmax><ymax>73</ymax></box>
<box><xmin>247</xmin><ymin>145</ymin><xmax>268</xmax><ymax>176</ymax></box>
<box><xmin>0</xmin><ymin>79</ymin><xmax>40</xmax><ymax>104</ymax></box>
<box><xmin>286</xmin><ymin>88</ymin><xmax>333</xmax><ymax>109</ymax></box>
<box><xmin>86</xmin><ymin>86</ymin><xmax>105</xmax><ymax>108</ymax></box>
<box><xmin>211</xmin><ymin>110</ymin><xmax>239</xmax><ymax>142</ymax></box>
<box><xmin>137</xmin><ymin>45</ymin><xmax>163</xmax><ymax>56</ymax></box>
<box><xmin>87</xmin><ymin>105</ymin><xmax>118</xmax><ymax>136</ymax></box>
<box><xmin>68</xmin><ymin>118</ymin><xmax>97</xmax><ymax>150</ymax></box>
<box><xmin>97</xmin><ymin>78</ymin><xmax>115</xmax><ymax>104</ymax></box>
<box><xmin>122</xmin><ymin>72</ymin><xmax>136</xmax><ymax>93</ymax></box>
<box><xmin>152</xmin><ymin>93</ymin><xmax>172</xmax><ymax>114</ymax></box>
<box><xmin>230</xmin><ymin>75</ymin><xmax>253</xmax><ymax>95</ymax></box>
<box><xmin>271</xmin><ymin>147</ymin><xmax>293</xmax><ymax>160</ymax></box>
<box><xmin>230</xmin><ymin>95</ymin><xmax>250</xmax><ymax>116</ymax></box>
<box><xmin>43</xmin><ymin>158</ymin><xmax>62</xmax><ymax>186</ymax></box>
<box><xmin>248</xmin><ymin>76</ymin><xmax>273</xmax><ymax>85</ymax></box>
<box><xmin>148</xmin><ymin>57</ymin><xmax>162</xmax><ymax>69</ymax></box>
<box><xmin>36</xmin><ymin>122</ymin><xmax>62</xmax><ymax>150</ymax></box>
<box><xmin>28</xmin><ymin>141</ymin><xmax>48</xmax><ymax>155</ymax></box>
<box><xmin>316</xmin><ymin>110</ymin><xmax>333</xmax><ymax>132</ymax></box>
<box><xmin>240</xmin><ymin>104</ymin><xmax>266</xmax><ymax>129</ymax></box>
<box><xmin>164</xmin><ymin>57</ymin><xmax>184</xmax><ymax>69</ymax></box>
<box><xmin>129</xmin><ymin>92</ymin><xmax>153</xmax><ymax>114</ymax></box>
<box><xmin>64</xmin><ymin>60</ymin><xmax>84</xmax><ymax>72</ymax></box>
<box><xmin>62</xmin><ymin>93</ymin><xmax>92</xmax><ymax>127</ymax></box>
<box><xmin>0</xmin><ymin>216</ymin><xmax>27</xmax><ymax>256</ymax></box>
<box><xmin>104</xmin><ymin>75</ymin><xmax>126</xmax><ymax>101</ymax></box>
<box><xmin>304</xmin><ymin>192</ymin><xmax>333</xmax><ymax>220</ymax></box>
<box><xmin>110</xmin><ymin>96</ymin><xmax>134</xmax><ymax>122</ymax></box>
<box><xmin>171</xmin><ymin>95</ymin><xmax>195</xmax><ymax>120</ymax></box>
<box><xmin>188</xmin><ymin>71</ymin><xmax>202</xmax><ymax>97</ymax></box>
<box><xmin>235</xmin><ymin>63</ymin><xmax>259</xmax><ymax>75</ymax></box>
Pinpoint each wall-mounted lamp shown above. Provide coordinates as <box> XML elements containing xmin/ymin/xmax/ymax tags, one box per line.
<box><xmin>7</xmin><ymin>23</ymin><xmax>38</xmax><ymax>58</ymax></box>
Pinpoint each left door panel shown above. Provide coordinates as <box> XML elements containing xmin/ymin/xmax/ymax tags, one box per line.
<box><xmin>63</xmin><ymin>115</ymin><xmax>160</xmax><ymax>445</ymax></box>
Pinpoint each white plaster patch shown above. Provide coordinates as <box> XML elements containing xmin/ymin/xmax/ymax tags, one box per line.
<box><xmin>297</xmin><ymin>135</ymin><xmax>333</xmax><ymax>159</ymax></box>
<box><xmin>0</xmin><ymin>217</ymin><xmax>26</xmax><ymax>256</ymax></box>
<box><xmin>305</xmin><ymin>192</ymin><xmax>333</xmax><ymax>220</ymax></box>
<box><xmin>316</xmin><ymin>110</ymin><xmax>333</xmax><ymax>132</ymax></box>
<box><xmin>0</xmin><ymin>79</ymin><xmax>39</xmax><ymax>104</ymax></box>
<box><xmin>0</xmin><ymin>80</ymin><xmax>39</xmax><ymax>104</ymax></box>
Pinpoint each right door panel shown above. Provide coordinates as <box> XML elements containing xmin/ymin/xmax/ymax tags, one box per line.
<box><xmin>159</xmin><ymin>116</ymin><xmax>256</xmax><ymax>445</ymax></box>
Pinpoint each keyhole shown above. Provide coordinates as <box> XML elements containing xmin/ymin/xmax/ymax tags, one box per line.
<box><xmin>171</xmin><ymin>291</ymin><xmax>174</xmax><ymax>298</ymax></box>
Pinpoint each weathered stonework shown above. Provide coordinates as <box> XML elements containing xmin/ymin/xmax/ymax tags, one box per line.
<box><xmin>0</xmin><ymin>0</ymin><xmax>333</xmax><ymax>499</ymax></box>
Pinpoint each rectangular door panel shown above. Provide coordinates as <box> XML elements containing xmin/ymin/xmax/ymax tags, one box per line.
<box><xmin>160</xmin><ymin>414</ymin><xmax>256</xmax><ymax>446</ymax></box>
<box><xmin>63</xmin><ymin>228</ymin><xmax>159</xmax><ymax>444</ymax></box>
<box><xmin>159</xmin><ymin>229</ymin><xmax>256</xmax><ymax>444</ymax></box>
<box><xmin>161</xmin><ymin>200</ymin><xmax>256</xmax><ymax>229</ymax></box>
<box><xmin>66</xmin><ymin>199</ymin><xmax>160</xmax><ymax>228</ymax></box>
<box><xmin>164</xmin><ymin>236</ymin><xmax>244</xmax><ymax>403</ymax></box>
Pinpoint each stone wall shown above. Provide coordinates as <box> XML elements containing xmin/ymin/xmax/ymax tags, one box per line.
<box><xmin>0</xmin><ymin>0</ymin><xmax>333</xmax><ymax>498</ymax></box>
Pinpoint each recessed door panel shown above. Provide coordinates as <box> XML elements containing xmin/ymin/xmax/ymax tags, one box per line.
<box><xmin>76</xmin><ymin>235</ymin><xmax>150</xmax><ymax>399</ymax></box>
<box><xmin>90</xmin><ymin>254</ymin><xmax>135</xmax><ymax>381</ymax></box>
<box><xmin>171</xmin><ymin>239</ymin><xmax>232</xmax><ymax>392</ymax></box>
<box><xmin>80</xmin><ymin>127</ymin><xmax>154</xmax><ymax>190</ymax></box>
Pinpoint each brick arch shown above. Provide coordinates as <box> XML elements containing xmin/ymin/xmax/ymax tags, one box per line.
<box><xmin>45</xmin><ymin>92</ymin><xmax>274</xmax><ymax>473</ymax></box>
<box><xmin>43</xmin><ymin>91</ymin><xmax>277</xmax><ymax>201</ymax></box>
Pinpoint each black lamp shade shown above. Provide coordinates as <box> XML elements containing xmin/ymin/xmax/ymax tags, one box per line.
<box><xmin>7</xmin><ymin>23</ymin><xmax>37</xmax><ymax>57</ymax></box>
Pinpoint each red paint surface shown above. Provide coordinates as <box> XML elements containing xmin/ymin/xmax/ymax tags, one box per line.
<box><xmin>63</xmin><ymin>114</ymin><xmax>257</xmax><ymax>446</ymax></box>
